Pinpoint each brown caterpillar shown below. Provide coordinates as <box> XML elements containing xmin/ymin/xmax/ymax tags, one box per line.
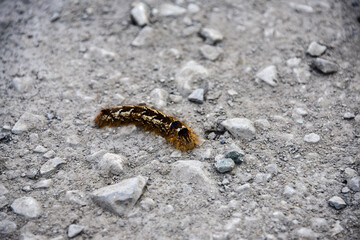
<box><xmin>94</xmin><ymin>105</ymin><xmax>199</xmax><ymax>151</ymax></box>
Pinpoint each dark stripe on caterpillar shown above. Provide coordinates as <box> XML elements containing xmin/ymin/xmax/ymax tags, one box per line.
<box><xmin>94</xmin><ymin>105</ymin><xmax>199</xmax><ymax>151</ymax></box>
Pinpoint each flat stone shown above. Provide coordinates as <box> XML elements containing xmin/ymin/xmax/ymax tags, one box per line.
<box><xmin>312</xmin><ymin>58</ymin><xmax>338</xmax><ymax>74</ymax></box>
<box><xmin>293</xmin><ymin>67</ymin><xmax>311</xmax><ymax>83</ymax></box>
<box><xmin>254</xmin><ymin>118</ymin><xmax>270</xmax><ymax>130</ymax></box>
<box><xmin>331</xmin><ymin>221</ymin><xmax>344</xmax><ymax>237</ymax></box>
<box><xmin>221</xmin><ymin>118</ymin><xmax>256</xmax><ymax>140</ymax></box>
<box><xmin>343</xmin><ymin>112</ymin><xmax>355</xmax><ymax>120</ymax></box>
<box><xmin>0</xmin><ymin>220</ymin><xmax>17</xmax><ymax>234</ymax></box>
<box><xmin>187</xmin><ymin>3</ymin><xmax>200</xmax><ymax>13</ymax></box>
<box><xmin>26</xmin><ymin>168</ymin><xmax>39</xmax><ymax>179</ymax></box>
<box><xmin>12</xmin><ymin>112</ymin><xmax>47</xmax><ymax>134</ymax></box>
<box><xmin>256</xmin><ymin>65</ymin><xmax>278</xmax><ymax>87</ymax></box>
<box><xmin>159</xmin><ymin>3</ymin><xmax>186</xmax><ymax>17</ymax></box>
<box><xmin>97</xmin><ymin>153</ymin><xmax>125</xmax><ymax>177</ymax></box>
<box><xmin>342</xmin><ymin>187</ymin><xmax>350</xmax><ymax>193</ymax></box>
<box><xmin>33</xmin><ymin>179</ymin><xmax>53</xmax><ymax>189</ymax></box>
<box><xmin>43</xmin><ymin>150</ymin><xmax>55</xmax><ymax>159</ymax></box>
<box><xmin>286</xmin><ymin>57</ymin><xmax>301</xmax><ymax>67</ymax></box>
<box><xmin>289</xmin><ymin>3</ymin><xmax>314</xmax><ymax>13</ymax></box>
<box><xmin>0</xmin><ymin>196</ymin><xmax>8</xmax><ymax>208</ymax></box>
<box><xmin>12</xmin><ymin>76</ymin><xmax>34</xmax><ymax>92</ymax></box>
<box><xmin>91</xmin><ymin>176</ymin><xmax>148</xmax><ymax>216</ymax></box>
<box><xmin>188</xmin><ymin>88</ymin><xmax>204</xmax><ymax>104</ymax></box>
<box><xmin>296</xmin><ymin>227</ymin><xmax>319</xmax><ymax>240</ymax></box>
<box><xmin>199</xmin><ymin>27</ymin><xmax>224</xmax><ymax>45</ymax></box>
<box><xmin>40</xmin><ymin>157</ymin><xmax>66</xmax><ymax>176</ymax></box>
<box><xmin>65</xmin><ymin>190</ymin><xmax>87</xmax><ymax>206</ymax></box>
<box><xmin>176</xmin><ymin>61</ymin><xmax>208</xmax><ymax>95</ymax></box>
<box><xmin>344</xmin><ymin>168</ymin><xmax>358</xmax><ymax>180</ymax></box>
<box><xmin>307</xmin><ymin>41</ymin><xmax>327</xmax><ymax>57</ymax></box>
<box><xmin>11</xmin><ymin>197</ymin><xmax>42</xmax><ymax>218</ymax></box>
<box><xmin>130</xmin><ymin>2</ymin><xmax>150</xmax><ymax>27</ymax></box>
<box><xmin>131</xmin><ymin>26</ymin><xmax>154</xmax><ymax>47</ymax></box>
<box><xmin>183</xmin><ymin>25</ymin><xmax>201</xmax><ymax>37</ymax></box>
<box><xmin>150</xmin><ymin>88</ymin><xmax>169</xmax><ymax>108</ymax></box>
<box><xmin>304</xmin><ymin>133</ymin><xmax>320</xmax><ymax>143</ymax></box>
<box><xmin>311</xmin><ymin>218</ymin><xmax>328</xmax><ymax>232</ymax></box>
<box><xmin>0</xmin><ymin>184</ymin><xmax>8</xmax><ymax>195</ymax></box>
<box><xmin>328</xmin><ymin>196</ymin><xmax>346</xmax><ymax>210</ymax></box>
<box><xmin>348</xmin><ymin>176</ymin><xmax>360</xmax><ymax>192</ymax></box>
<box><xmin>33</xmin><ymin>145</ymin><xmax>47</xmax><ymax>153</ymax></box>
<box><xmin>199</xmin><ymin>45</ymin><xmax>223</xmax><ymax>61</ymax></box>
<box><xmin>68</xmin><ymin>224</ymin><xmax>84</xmax><ymax>238</ymax></box>
<box><xmin>215</xmin><ymin>158</ymin><xmax>235</xmax><ymax>173</ymax></box>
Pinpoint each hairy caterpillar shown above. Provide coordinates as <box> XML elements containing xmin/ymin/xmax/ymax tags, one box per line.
<box><xmin>94</xmin><ymin>105</ymin><xmax>199</xmax><ymax>151</ymax></box>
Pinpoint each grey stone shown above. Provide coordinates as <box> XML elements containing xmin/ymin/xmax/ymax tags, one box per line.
<box><xmin>311</xmin><ymin>217</ymin><xmax>328</xmax><ymax>232</ymax></box>
<box><xmin>293</xmin><ymin>67</ymin><xmax>311</xmax><ymax>83</ymax></box>
<box><xmin>0</xmin><ymin>220</ymin><xmax>17</xmax><ymax>234</ymax></box>
<box><xmin>159</xmin><ymin>3</ymin><xmax>186</xmax><ymax>17</ymax></box>
<box><xmin>328</xmin><ymin>196</ymin><xmax>347</xmax><ymax>210</ymax></box>
<box><xmin>225</xmin><ymin>151</ymin><xmax>244</xmax><ymax>164</ymax></box>
<box><xmin>86</xmin><ymin>150</ymin><xmax>107</xmax><ymax>163</ymax></box>
<box><xmin>344</xmin><ymin>168</ymin><xmax>358</xmax><ymax>180</ymax></box>
<box><xmin>150</xmin><ymin>88</ymin><xmax>169</xmax><ymax>108</ymax></box>
<box><xmin>254</xmin><ymin>118</ymin><xmax>270</xmax><ymax>130</ymax></box>
<box><xmin>183</xmin><ymin>25</ymin><xmax>201</xmax><ymax>37</ymax></box>
<box><xmin>348</xmin><ymin>176</ymin><xmax>360</xmax><ymax>192</ymax></box>
<box><xmin>343</xmin><ymin>112</ymin><xmax>355</xmax><ymax>120</ymax></box>
<box><xmin>354</xmin><ymin>192</ymin><xmax>360</xmax><ymax>203</ymax></box>
<box><xmin>256</xmin><ymin>65</ymin><xmax>278</xmax><ymax>87</ymax></box>
<box><xmin>266</xmin><ymin>164</ymin><xmax>278</xmax><ymax>175</ymax></box>
<box><xmin>234</xmin><ymin>183</ymin><xmax>250</xmax><ymax>193</ymax></box>
<box><xmin>176</xmin><ymin>61</ymin><xmax>209</xmax><ymax>94</ymax></box>
<box><xmin>140</xmin><ymin>197</ymin><xmax>155</xmax><ymax>211</ymax></box>
<box><xmin>341</xmin><ymin>187</ymin><xmax>350</xmax><ymax>193</ymax></box>
<box><xmin>188</xmin><ymin>88</ymin><xmax>204</xmax><ymax>104</ymax></box>
<box><xmin>130</xmin><ymin>2</ymin><xmax>150</xmax><ymax>27</ymax></box>
<box><xmin>12</xmin><ymin>112</ymin><xmax>47</xmax><ymax>134</ymax></box>
<box><xmin>33</xmin><ymin>179</ymin><xmax>53</xmax><ymax>189</ymax></box>
<box><xmin>98</xmin><ymin>153</ymin><xmax>125</xmax><ymax>177</ymax></box>
<box><xmin>199</xmin><ymin>45</ymin><xmax>223</xmax><ymax>61</ymax></box>
<box><xmin>0</xmin><ymin>196</ymin><xmax>8</xmax><ymax>208</ymax></box>
<box><xmin>286</xmin><ymin>57</ymin><xmax>301</xmax><ymax>67</ymax></box>
<box><xmin>131</xmin><ymin>26</ymin><xmax>154</xmax><ymax>47</ymax></box>
<box><xmin>26</xmin><ymin>168</ymin><xmax>39</xmax><ymax>179</ymax></box>
<box><xmin>331</xmin><ymin>221</ymin><xmax>344</xmax><ymax>237</ymax></box>
<box><xmin>65</xmin><ymin>190</ymin><xmax>87</xmax><ymax>206</ymax></box>
<box><xmin>50</xmin><ymin>12</ymin><xmax>61</xmax><ymax>22</ymax></box>
<box><xmin>68</xmin><ymin>224</ymin><xmax>84</xmax><ymax>238</ymax></box>
<box><xmin>33</xmin><ymin>145</ymin><xmax>47</xmax><ymax>153</ymax></box>
<box><xmin>22</xmin><ymin>185</ymin><xmax>32</xmax><ymax>192</ymax></box>
<box><xmin>283</xmin><ymin>185</ymin><xmax>296</xmax><ymax>196</ymax></box>
<box><xmin>221</xmin><ymin>118</ymin><xmax>256</xmax><ymax>140</ymax></box>
<box><xmin>312</xmin><ymin>58</ymin><xmax>338</xmax><ymax>74</ymax></box>
<box><xmin>289</xmin><ymin>3</ymin><xmax>314</xmax><ymax>13</ymax></box>
<box><xmin>215</xmin><ymin>158</ymin><xmax>235</xmax><ymax>173</ymax></box>
<box><xmin>12</xmin><ymin>76</ymin><xmax>34</xmax><ymax>92</ymax></box>
<box><xmin>11</xmin><ymin>197</ymin><xmax>42</xmax><ymax>218</ymax></box>
<box><xmin>66</xmin><ymin>135</ymin><xmax>81</xmax><ymax>147</ymax></box>
<box><xmin>0</xmin><ymin>184</ymin><xmax>8</xmax><ymax>195</ymax></box>
<box><xmin>294</xmin><ymin>107</ymin><xmax>308</xmax><ymax>116</ymax></box>
<box><xmin>307</xmin><ymin>41</ymin><xmax>327</xmax><ymax>56</ymax></box>
<box><xmin>43</xmin><ymin>150</ymin><xmax>55</xmax><ymax>159</ymax></box>
<box><xmin>296</xmin><ymin>227</ymin><xmax>319</xmax><ymax>240</ymax></box>
<box><xmin>187</xmin><ymin>3</ymin><xmax>200</xmax><ymax>13</ymax></box>
<box><xmin>304</xmin><ymin>133</ymin><xmax>320</xmax><ymax>143</ymax></box>
<box><xmin>254</xmin><ymin>173</ymin><xmax>272</xmax><ymax>183</ymax></box>
<box><xmin>40</xmin><ymin>157</ymin><xmax>66</xmax><ymax>176</ymax></box>
<box><xmin>91</xmin><ymin>176</ymin><xmax>148</xmax><ymax>216</ymax></box>
<box><xmin>199</xmin><ymin>27</ymin><xmax>224</xmax><ymax>45</ymax></box>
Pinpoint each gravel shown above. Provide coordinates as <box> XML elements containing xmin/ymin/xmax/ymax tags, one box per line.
<box><xmin>303</xmin><ymin>133</ymin><xmax>321</xmax><ymax>143</ymax></box>
<box><xmin>11</xmin><ymin>197</ymin><xmax>42</xmax><ymax>218</ymax></box>
<box><xmin>307</xmin><ymin>41</ymin><xmax>327</xmax><ymax>56</ymax></box>
<box><xmin>312</xmin><ymin>58</ymin><xmax>339</xmax><ymax>74</ymax></box>
<box><xmin>328</xmin><ymin>196</ymin><xmax>347</xmax><ymax>210</ymax></box>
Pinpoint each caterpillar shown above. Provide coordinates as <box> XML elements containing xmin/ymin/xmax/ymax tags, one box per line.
<box><xmin>94</xmin><ymin>105</ymin><xmax>199</xmax><ymax>151</ymax></box>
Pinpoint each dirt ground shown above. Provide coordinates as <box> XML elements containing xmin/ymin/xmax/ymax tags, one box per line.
<box><xmin>1</xmin><ymin>0</ymin><xmax>360</xmax><ymax>239</ymax></box>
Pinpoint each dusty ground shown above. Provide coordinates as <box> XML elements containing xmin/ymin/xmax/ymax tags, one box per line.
<box><xmin>1</xmin><ymin>0</ymin><xmax>360</xmax><ymax>239</ymax></box>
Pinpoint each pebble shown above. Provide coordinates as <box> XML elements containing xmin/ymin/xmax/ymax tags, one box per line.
<box><xmin>331</xmin><ymin>221</ymin><xmax>344</xmax><ymax>237</ymax></box>
<box><xmin>26</xmin><ymin>168</ymin><xmax>39</xmax><ymax>179</ymax></box>
<box><xmin>294</xmin><ymin>107</ymin><xmax>308</xmax><ymax>116</ymax></box>
<box><xmin>215</xmin><ymin>158</ymin><xmax>235</xmax><ymax>173</ymax></box>
<box><xmin>341</xmin><ymin>187</ymin><xmax>350</xmax><ymax>193</ymax></box>
<box><xmin>68</xmin><ymin>224</ymin><xmax>84</xmax><ymax>238</ymax></box>
<box><xmin>169</xmin><ymin>94</ymin><xmax>182</xmax><ymax>103</ymax></box>
<box><xmin>293</xmin><ymin>67</ymin><xmax>311</xmax><ymax>83</ymax></box>
<box><xmin>159</xmin><ymin>3</ymin><xmax>186</xmax><ymax>17</ymax></box>
<box><xmin>296</xmin><ymin>227</ymin><xmax>319</xmax><ymax>240</ymax></box>
<box><xmin>307</xmin><ymin>41</ymin><xmax>327</xmax><ymax>57</ymax></box>
<box><xmin>11</xmin><ymin>197</ymin><xmax>42</xmax><ymax>218</ymax></box>
<box><xmin>283</xmin><ymin>185</ymin><xmax>296</xmax><ymax>196</ymax></box>
<box><xmin>254</xmin><ymin>173</ymin><xmax>272</xmax><ymax>183</ymax></box>
<box><xmin>12</xmin><ymin>76</ymin><xmax>34</xmax><ymax>92</ymax></box>
<box><xmin>225</xmin><ymin>151</ymin><xmax>244</xmax><ymax>164</ymax></box>
<box><xmin>131</xmin><ymin>26</ymin><xmax>154</xmax><ymax>47</ymax></box>
<box><xmin>150</xmin><ymin>88</ymin><xmax>169</xmax><ymax>108</ymax></box>
<box><xmin>33</xmin><ymin>179</ymin><xmax>53</xmax><ymax>189</ymax></box>
<box><xmin>130</xmin><ymin>2</ymin><xmax>150</xmax><ymax>27</ymax></box>
<box><xmin>343</xmin><ymin>112</ymin><xmax>355</xmax><ymax>120</ymax></box>
<box><xmin>50</xmin><ymin>12</ymin><xmax>61</xmax><ymax>22</ymax></box>
<box><xmin>40</xmin><ymin>157</ymin><xmax>66</xmax><ymax>176</ymax></box>
<box><xmin>43</xmin><ymin>150</ymin><xmax>56</xmax><ymax>159</ymax></box>
<box><xmin>170</xmin><ymin>150</ymin><xmax>182</xmax><ymax>158</ymax></box>
<box><xmin>0</xmin><ymin>196</ymin><xmax>7</xmax><ymax>208</ymax></box>
<box><xmin>97</xmin><ymin>153</ymin><xmax>125</xmax><ymax>177</ymax></box>
<box><xmin>312</xmin><ymin>58</ymin><xmax>339</xmax><ymax>74</ymax></box>
<box><xmin>234</xmin><ymin>183</ymin><xmax>250</xmax><ymax>193</ymax></box>
<box><xmin>188</xmin><ymin>88</ymin><xmax>204</xmax><ymax>104</ymax></box>
<box><xmin>22</xmin><ymin>186</ymin><xmax>32</xmax><ymax>192</ymax></box>
<box><xmin>221</xmin><ymin>118</ymin><xmax>256</xmax><ymax>140</ymax></box>
<box><xmin>354</xmin><ymin>193</ymin><xmax>360</xmax><ymax>203</ymax></box>
<box><xmin>348</xmin><ymin>176</ymin><xmax>360</xmax><ymax>192</ymax></box>
<box><xmin>12</xmin><ymin>112</ymin><xmax>46</xmax><ymax>134</ymax></box>
<box><xmin>227</xmin><ymin>89</ymin><xmax>238</xmax><ymax>96</ymax></box>
<box><xmin>199</xmin><ymin>27</ymin><xmax>224</xmax><ymax>45</ymax></box>
<box><xmin>254</xmin><ymin>118</ymin><xmax>270</xmax><ymax>130</ymax></box>
<box><xmin>256</xmin><ymin>65</ymin><xmax>278</xmax><ymax>87</ymax></box>
<box><xmin>199</xmin><ymin>45</ymin><xmax>223</xmax><ymax>61</ymax></box>
<box><xmin>286</xmin><ymin>57</ymin><xmax>301</xmax><ymax>67</ymax></box>
<box><xmin>176</xmin><ymin>61</ymin><xmax>209</xmax><ymax>94</ymax></box>
<box><xmin>91</xmin><ymin>176</ymin><xmax>148</xmax><ymax>216</ymax></box>
<box><xmin>0</xmin><ymin>184</ymin><xmax>8</xmax><ymax>195</ymax></box>
<box><xmin>311</xmin><ymin>217</ymin><xmax>328</xmax><ymax>232</ymax></box>
<box><xmin>33</xmin><ymin>145</ymin><xmax>47</xmax><ymax>153</ymax></box>
<box><xmin>201</xmin><ymin>148</ymin><xmax>212</xmax><ymax>160</ymax></box>
<box><xmin>289</xmin><ymin>3</ymin><xmax>314</xmax><ymax>13</ymax></box>
<box><xmin>344</xmin><ymin>167</ymin><xmax>358</xmax><ymax>180</ymax></box>
<box><xmin>0</xmin><ymin>220</ymin><xmax>17</xmax><ymax>234</ymax></box>
<box><xmin>66</xmin><ymin>135</ymin><xmax>81</xmax><ymax>147</ymax></box>
<box><xmin>303</xmin><ymin>133</ymin><xmax>320</xmax><ymax>143</ymax></box>
<box><xmin>140</xmin><ymin>197</ymin><xmax>156</xmax><ymax>211</ymax></box>
<box><xmin>187</xmin><ymin>3</ymin><xmax>200</xmax><ymax>13</ymax></box>
<box><xmin>65</xmin><ymin>190</ymin><xmax>87</xmax><ymax>206</ymax></box>
<box><xmin>328</xmin><ymin>196</ymin><xmax>347</xmax><ymax>210</ymax></box>
<box><xmin>183</xmin><ymin>25</ymin><xmax>201</xmax><ymax>37</ymax></box>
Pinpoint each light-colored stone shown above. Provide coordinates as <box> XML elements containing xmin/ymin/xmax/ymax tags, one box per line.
<box><xmin>348</xmin><ymin>176</ymin><xmax>360</xmax><ymax>192</ymax></box>
<box><xmin>0</xmin><ymin>220</ymin><xmax>17</xmax><ymax>234</ymax></box>
<box><xmin>98</xmin><ymin>153</ymin><xmax>125</xmax><ymax>177</ymax></box>
<box><xmin>254</xmin><ymin>118</ymin><xmax>270</xmax><ymax>130</ymax></box>
<box><xmin>328</xmin><ymin>196</ymin><xmax>346</xmax><ymax>210</ymax></box>
<box><xmin>215</xmin><ymin>158</ymin><xmax>235</xmax><ymax>173</ymax></box>
<box><xmin>11</xmin><ymin>197</ymin><xmax>42</xmax><ymax>218</ymax></box>
<box><xmin>43</xmin><ymin>150</ymin><xmax>55</xmax><ymax>159</ymax></box>
<box><xmin>343</xmin><ymin>112</ymin><xmax>355</xmax><ymax>120</ymax></box>
<box><xmin>289</xmin><ymin>3</ymin><xmax>314</xmax><ymax>13</ymax></box>
<box><xmin>331</xmin><ymin>221</ymin><xmax>344</xmax><ymax>237</ymax></box>
<box><xmin>131</xmin><ymin>26</ymin><xmax>154</xmax><ymax>47</ymax></box>
<box><xmin>283</xmin><ymin>185</ymin><xmax>296</xmax><ymax>196</ymax></box>
<box><xmin>33</xmin><ymin>145</ymin><xmax>47</xmax><ymax>153</ymax></box>
<box><xmin>199</xmin><ymin>45</ymin><xmax>223</xmax><ymax>61</ymax></box>
<box><xmin>12</xmin><ymin>112</ymin><xmax>46</xmax><ymax>134</ymax></box>
<box><xmin>293</xmin><ymin>67</ymin><xmax>311</xmax><ymax>83</ymax></box>
<box><xmin>286</xmin><ymin>58</ymin><xmax>301</xmax><ymax>67</ymax></box>
<box><xmin>312</xmin><ymin>58</ymin><xmax>338</xmax><ymax>74</ymax></box>
<box><xmin>307</xmin><ymin>41</ymin><xmax>326</xmax><ymax>56</ymax></box>
<box><xmin>40</xmin><ymin>157</ymin><xmax>66</xmax><ymax>176</ymax></box>
<box><xmin>296</xmin><ymin>227</ymin><xmax>319</xmax><ymax>240</ymax></box>
<box><xmin>176</xmin><ymin>61</ymin><xmax>209</xmax><ymax>95</ymax></box>
<box><xmin>12</xmin><ymin>76</ymin><xmax>34</xmax><ymax>92</ymax></box>
<box><xmin>159</xmin><ymin>3</ymin><xmax>186</xmax><ymax>17</ymax></box>
<box><xmin>188</xmin><ymin>88</ymin><xmax>204</xmax><ymax>104</ymax></box>
<box><xmin>150</xmin><ymin>88</ymin><xmax>169</xmax><ymax>108</ymax></box>
<box><xmin>91</xmin><ymin>176</ymin><xmax>148</xmax><ymax>216</ymax></box>
<box><xmin>311</xmin><ymin>218</ymin><xmax>328</xmax><ymax>232</ymax></box>
<box><xmin>0</xmin><ymin>196</ymin><xmax>8</xmax><ymax>208</ymax></box>
<box><xmin>256</xmin><ymin>65</ymin><xmax>278</xmax><ymax>87</ymax></box>
<box><xmin>0</xmin><ymin>184</ymin><xmax>8</xmax><ymax>195</ymax></box>
<box><xmin>33</xmin><ymin>179</ymin><xmax>53</xmax><ymax>189</ymax></box>
<box><xmin>199</xmin><ymin>27</ymin><xmax>224</xmax><ymax>45</ymax></box>
<box><xmin>304</xmin><ymin>133</ymin><xmax>320</xmax><ymax>143</ymax></box>
<box><xmin>221</xmin><ymin>118</ymin><xmax>256</xmax><ymax>140</ymax></box>
<box><xmin>140</xmin><ymin>197</ymin><xmax>155</xmax><ymax>211</ymax></box>
<box><xmin>344</xmin><ymin>168</ymin><xmax>358</xmax><ymax>180</ymax></box>
<box><xmin>130</xmin><ymin>2</ymin><xmax>150</xmax><ymax>27</ymax></box>
<box><xmin>68</xmin><ymin>224</ymin><xmax>84</xmax><ymax>238</ymax></box>
<box><xmin>65</xmin><ymin>190</ymin><xmax>87</xmax><ymax>206</ymax></box>
<box><xmin>187</xmin><ymin>3</ymin><xmax>200</xmax><ymax>13</ymax></box>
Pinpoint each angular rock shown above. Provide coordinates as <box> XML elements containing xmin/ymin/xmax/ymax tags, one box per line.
<box><xmin>140</xmin><ymin>197</ymin><xmax>155</xmax><ymax>211</ymax></box>
<box><xmin>159</xmin><ymin>3</ymin><xmax>186</xmax><ymax>17</ymax></box>
<box><xmin>68</xmin><ymin>224</ymin><xmax>84</xmax><ymax>238</ymax></box>
<box><xmin>150</xmin><ymin>88</ymin><xmax>169</xmax><ymax>108</ymax></box>
<box><xmin>12</xmin><ymin>76</ymin><xmax>34</xmax><ymax>92</ymax></box>
<box><xmin>296</xmin><ymin>227</ymin><xmax>319</xmax><ymax>240</ymax></box>
<box><xmin>33</xmin><ymin>145</ymin><xmax>47</xmax><ymax>153</ymax></box>
<box><xmin>0</xmin><ymin>220</ymin><xmax>17</xmax><ymax>234</ymax></box>
<box><xmin>130</xmin><ymin>2</ymin><xmax>150</xmax><ymax>27</ymax></box>
<box><xmin>131</xmin><ymin>26</ymin><xmax>154</xmax><ymax>47</ymax></box>
<box><xmin>256</xmin><ymin>65</ymin><xmax>278</xmax><ymax>87</ymax></box>
<box><xmin>224</xmin><ymin>147</ymin><xmax>244</xmax><ymax>164</ymax></box>
<box><xmin>0</xmin><ymin>184</ymin><xmax>8</xmax><ymax>195</ymax></box>
<box><xmin>188</xmin><ymin>88</ymin><xmax>204</xmax><ymax>104</ymax></box>
<box><xmin>98</xmin><ymin>153</ymin><xmax>125</xmax><ymax>177</ymax></box>
<box><xmin>286</xmin><ymin>58</ymin><xmax>301</xmax><ymax>67</ymax></box>
<box><xmin>187</xmin><ymin>3</ymin><xmax>200</xmax><ymax>13</ymax></box>
<box><xmin>311</xmin><ymin>218</ymin><xmax>328</xmax><ymax>232</ymax></box>
<box><xmin>221</xmin><ymin>118</ymin><xmax>256</xmax><ymax>140</ymax></box>
<box><xmin>43</xmin><ymin>150</ymin><xmax>55</xmax><ymax>159</ymax></box>
<box><xmin>307</xmin><ymin>41</ymin><xmax>326</xmax><ymax>57</ymax></box>
<box><xmin>11</xmin><ymin>197</ymin><xmax>42</xmax><ymax>218</ymax></box>
<box><xmin>312</xmin><ymin>58</ymin><xmax>338</xmax><ymax>74</ymax></box>
<box><xmin>176</xmin><ymin>61</ymin><xmax>208</xmax><ymax>94</ymax></box>
<box><xmin>304</xmin><ymin>133</ymin><xmax>320</xmax><ymax>143</ymax></box>
<box><xmin>65</xmin><ymin>190</ymin><xmax>87</xmax><ymax>206</ymax></box>
<box><xmin>331</xmin><ymin>221</ymin><xmax>344</xmax><ymax>237</ymax></box>
<box><xmin>33</xmin><ymin>179</ymin><xmax>53</xmax><ymax>189</ymax></box>
<box><xmin>328</xmin><ymin>196</ymin><xmax>346</xmax><ymax>210</ymax></box>
<box><xmin>283</xmin><ymin>185</ymin><xmax>296</xmax><ymax>196</ymax></box>
<box><xmin>293</xmin><ymin>67</ymin><xmax>311</xmax><ymax>83</ymax></box>
<box><xmin>199</xmin><ymin>45</ymin><xmax>223</xmax><ymax>61</ymax></box>
<box><xmin>91</xmin><ymin>176</ymin><xmax>148</xmax><ymax>216</ymax></box>
<box><xmin>12</xmin><ymin>112</ymin><xmax>47</xmax><ymax>134</ymax></box>
<box><xmin>199</xmin><ymin>28</ymin><xmax>224</xmax><ymax>45</ymax></box>
<box><xmin>26</xmin><ymin>168</ymin><xmax>39</xmax><ymax>179</ymax></box>
<box><xmin>40</xmin><ymin>157</ymin><xmax>66</xmax><ymax>176</ymax></box>
<box><xmin>254</xmin><ymin>118</ymin><xmax>270</xmax><ymax>130</ymax></box>
<box><xmin>348</xmin><ymin>176</ymin><xmax>360</xmax><ymax>192</ymax></box>
<box><xmin>0</xmin><ymin>196</ymin><xmax>8</xmax><ymax>208</ymax></box>
<box><xmin>215</xmin><ymin>158</ymin><xmax>235</xmax><ymax>173</ymax></box>
<box><xmin>343</xmin><ymin>112</ymin><xmax>355</xmax><ymax>120</ymax></box>
<box><xmin>289</xmin><ymin>3</ymin><xmax>314</xmax><ymax>13</ymax></box>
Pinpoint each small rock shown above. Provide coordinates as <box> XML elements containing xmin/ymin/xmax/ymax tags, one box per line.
<box><xmin>11</xmin><ymin>197</ymin><xmax>42</xmax><ymax>218</ymax></box>
<box><xmin>0</xmin><ymin>196</ymin><xmax>8</xmax><ymax>208</ymax></box>
<box><xmin>312</xmin><ymin>58</ymin><xmax>338</xmax><ymax>74</ymax></box>
<box><xmin>215</xmin><ymin>158</ymin><xmax>235</xmax><ymax>173</ymax></box>
<box><xmin>183</xmin><ymin>25</ymin><xmax>201</xmax><ymax>37</ymax></box>
<box><xmin>343</xmin><ymin>112</ymin><xmax>355</xmax><ymax>120</ymax></box>
<box><xmin>188</xmin><ymin>3</ymin><xmax>200</xmax><ymax>13</ymax></box>
<box><xmin>254</xmin><ymin>118</ymin><xmax>270</xmax><ymax>130</ymax></box>
<box><xmin>341</xmin><ymin>187</ymin><xmax>350</xmax><ymax>193</ymax></box>
<box><xmin>26</xmin><ymin>168</ymin><xmax>39</xmax><ymax>179</ymax></box>
<box><xmin>22</xmin><ymin>186</ymin><xmax>32</xmax><ymax>192</ymax></box>
<box><xmin>68</xmin><ymin>224</ymin><xmax>84</xmax><ymax>238</ymax></box>
<box><xmin>43</xmin><ymin>150</ymin><xmax>55</xmax><ymax>159</ymax></box>
<box><xmin>283</xmin><ymin>185</ymin><xmax>296</xmax><ymax>196</ymax></box>
<box><xmin>294</xmin><ymin>107</ymin><xmax>308</xmax><ymax>116</ymax></box>
<box><xmin>201</xmin><ymin>148</ymin><xmax>212</xmax><ymax>160</ymax></box>
<box><xmin>50</xmin><ymin>12</ymin><xmax>61</xmax><ymax>22</ymax></box>
<box><xmin>234</xmin><ymin>183</ymin><xmax>250</xmax><ymax>193</ymax></box>
<box><xmin>91</xmin><ymin>176</ymin><xmax>148</xmax><ymax>216</ymax></box>
<box><xmin>150</xmin><ymin>88</ymin><xmax>169</xmax><ymax>108</ymax></box>
<box><xmin>12</xmin><ymin>76</ymin><xmax>34</xmax><ymax>92</ymax></box>
<box><xmin>12</xmin><ymin>112</ymin><xmax>47</xmax><ymax>134</ymax></box>
<box><xmin>307</xmin><ymin>41</ymin><xmax>327</xmax><ymax>57</ymax></box>
<box><xmin>296</xmin><ymin>227</ymin><xmax>319</xmax><ymax>239</ymax></box>
<box><xmin>331</xmin><ymin>221</ymin><xmax>344</xmax><ymax>237</ymax></box>
<box><xmin>33</xmin><ymin>145</ymin><xmax>47</xmax><ymax>153</ymax></box>
<box><xmin>159</xmin><ymin>3</ymin><xmax>186</xmax><ymax>17</ymax></box>
<box><xmin>348</xmin><ymin>176</ymin><xmax>360</xmax><ymax>192</ymax></box>
<box><xmin>65</xmin><ymin>190</ymin><xmax>87</xmax><ymax>206</ymax></box>
<box><xmin>140</xmin><ymin>197</ymin><xmax>155</xmax><ymax>211</ymax></box>
<box><xmin>33</xmin><ymin>179</ymin><xmax>53</xmax><ymax>189</ymax></box>
<box><xmin>98</xmin><ymin>153</ymin><xmax>125</xmax><ymax>177</ymax></box>
<box><xmin>199</xmin><ymin>27</ymin><xmax>224</xmax><ymax>45</ymax></box>
<box><xmin>344</xmin><ymin>168</ymin><xmax>358</xmax><ymax>180</ymax></box>
<box><xmin>0</xmin><ymin>184</ymin><xmax>9</xmax><ymax>195</ymax></box>
<box><xmin>286</xmin><ymin>58</ymin><xmax>301</xmax><ymax>67</ymax></box>
<box><xmin>130</xmin><ymin>2</ymin><xmax>150</xmax><ymax>27</ymax></box>
<box><xmin>354</xmin><ymin>192</ymin><xmax>360</xmax><ymax>203</ymax></box>
<box><xmin>199</xmin><ymin>45</ymin><xmax>223</xmax><ymax>61</ymax></box>
<box><xmin>304</xmin><ymin>133</ymin><xmax>320</xmax><ymax>143</ymax></box>
<box><xmin>227</xmin><ymin>89</ymin><xmax>238</xmax><ymax>96</ymax></box>
<box><xmin>328</xmin><ymin>196</ymin><xmax>347</xmax><ymax>210</ymax></box>
<box><xmin>188</xmin><ymin>88</ymin><xmax>204</xmax><ymax>104</ymax></box>
<box><xmin>0</xmin><ymin>220</ymin><xmax>17</xmax><ymax>234</ymax></box>
<box><xmin>176</xmin><ymin>61</ymin><xmax>208</xmax><ymax>94</ymax></box>
<box><xmin>254</xmin><ymin>173</ymin><xmax>272</xmax><ymax>183</ymax></box>
<box><xmin>224</xmin><ymin>151</ymin><xmax>244</xmax><ymax>164</ymax></box>
<box><xmin>256</xmin><ymin>65</ymin><xmax>278</xmax><ymax>87</ymax></box>
<box><xmin>293</xmin><ymin>67</ymin><xmax>311</xmax><ymax>83</ymax></box>
<box><xmin>40</xmin><ymin>157</ymin><xmax>66</xmax><ymax>176</ymax></box>
<box><xmin>289</xmin><ymin>3</ymin><xmax>314</xmax><ymax>13</ymax></box>
<box><xmin>131</xmin><ymin>26</ymin><xmax>154</xmax><ymax>47</ymax></box>
<box><xmin>169</xmin><ymin>94</ymin><xmax>182</xmax><ymax>103</ymax></box>
<box><xmin>221</xmin><ymin>118</ymin><xmax>256</xmax><ymax>140</ymax></box>
<box><xmin>66</xmin><ymin>135</ymin><xmax>81</xmax><ymax>147</ymax></box>
<box><xmin>311</xmin><ymin>218</ymin><xmax>328</xmax><ymax>232</ymax></box>
<box><xmin>170</xmin><ymin>150</ymin><xmax>182</xmax><ymax>158</ymax></box>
